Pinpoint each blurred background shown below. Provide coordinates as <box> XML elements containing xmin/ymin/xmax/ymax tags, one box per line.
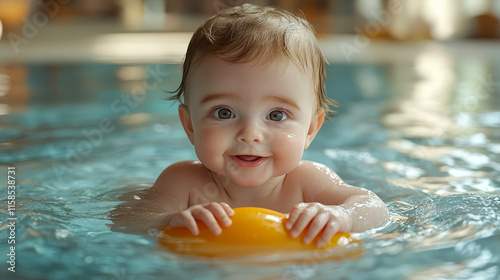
<box><xmin>0</xmin><ymin>0</ymin><xmax>499</xmax><ymax>64</ymax></box>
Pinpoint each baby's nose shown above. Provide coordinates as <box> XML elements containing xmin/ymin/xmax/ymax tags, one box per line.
<box><xmin>236</xmin><ymin>120</ymin><xmax>264</xmax><ymax>143</ymax></box>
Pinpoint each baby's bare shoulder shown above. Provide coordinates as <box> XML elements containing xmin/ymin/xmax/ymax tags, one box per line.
<box><xmin>151</xmin><ymin>160</ymin><xmax>212</xmax><ymax>195</ymax></box>
<box><xmin>288</xmin><ymin>160</ymin><xmax>342</xmax><ymax>183</ymax></box>
<box><xmin>286</xmin><ymin>161</ymin><xmax>349</xmax><ymax>201</ymax></box>
<box><xmin>289</xmin><ymin>160</ymin><xmax>372</xmax><ymax>205</ymax></box>
<box><xmin>158</xmin><ymin>160</ymin><xmax>209</xmax><ymax>178</ymax></box>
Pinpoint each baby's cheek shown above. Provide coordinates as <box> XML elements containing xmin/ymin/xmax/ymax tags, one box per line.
<box><xmin>194</xmin><ymin>129</ymin><xmax>224</xmax><ymax>164</ymax></box>
<box><xmin>273</xmin><ymin>132</ymin><xmax>304</xmax><ymax>167</ymax></box>
<box><xmin>280</xmin><ymin>132</ymin><xmax>304</xmax><ymax>151</ymax></box>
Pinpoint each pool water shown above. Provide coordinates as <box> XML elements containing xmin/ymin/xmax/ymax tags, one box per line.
<box><xmin>1</xmin><ymin>56</ymin><xmax>499</xmax><ymax>279</ymax></box>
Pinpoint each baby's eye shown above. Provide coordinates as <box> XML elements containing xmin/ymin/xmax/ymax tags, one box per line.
<box><xmin>213</xmin><ymin>108</ymin><xmax>234</xmax><ymax>119</ymax></box>
<box><xmin>267</xmin><ymin>110</ymin><xmax>287</xmax><ymax>121</ymax></box>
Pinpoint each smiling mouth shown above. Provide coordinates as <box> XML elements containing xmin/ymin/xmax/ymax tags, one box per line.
<box><xmin>231</xmin><ymin>155</ymin><xmax>267</xmax><ymax>168</ymax></box>
<box><xmin>236</xmin><ymin>155</ymin><xmax>262</xmax><ymax>162</ymax></box>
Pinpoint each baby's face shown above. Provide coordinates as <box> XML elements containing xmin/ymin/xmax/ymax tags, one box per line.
<box><xmin>180</xmin><ymin>55</ymin><xmax>323</xmax><ymax>187</ymax></box>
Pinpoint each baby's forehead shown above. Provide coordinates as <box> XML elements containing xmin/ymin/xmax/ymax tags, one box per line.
<box><xmin>189</xmin><ymin>55</ymin><xmax>312</xmax><ymax>87</ymax></box>
<box><xmin>185</xmin><ymin>55</ymin><xmax>318</xmax><ymax>107</ymax></box>
<box><xmin>192</xmin><ymin>53</ymin><xmax>313</xmax><ymax>79</ymax></box>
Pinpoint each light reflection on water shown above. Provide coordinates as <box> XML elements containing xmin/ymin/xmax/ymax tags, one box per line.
<box><xmin>0</xmin><ymin>55</ymin><xmax>499</xmax><ymax>279</ymax></box>
<box><xmin>383</xmin><ymin>47</ymin><xmax>457</xmax><ymax>139</ymax></box>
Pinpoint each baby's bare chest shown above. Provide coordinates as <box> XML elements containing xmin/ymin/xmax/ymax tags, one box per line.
<box><xmin>186</xmin><ymin>180</ymin><xmax>304</xmax><ymax>213</ymax></box>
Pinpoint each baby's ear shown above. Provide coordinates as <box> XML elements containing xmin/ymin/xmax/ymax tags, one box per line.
<box><xmin>304</xmin><ymin>110</ymin><xmax>325</xmax><ymax>149</ymax></box>
<box><xmin>178</xmin><ymin>104</ymin><xmax>195</xmax><ymax>145</ymax></box>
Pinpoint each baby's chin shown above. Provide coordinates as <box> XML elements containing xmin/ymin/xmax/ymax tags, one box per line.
<box><xmin>200</xmin><ymin>159</ymin><xmax>289</xmax><ymax>188</ymax></box>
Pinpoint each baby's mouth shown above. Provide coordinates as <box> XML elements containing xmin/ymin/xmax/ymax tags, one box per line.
<box><xmin>231</xmin><ymin>155</ymin><xmax>267</xmax><ymax>168</ymax></box>
<box><xmin>236</xmin><ymin>155</ymin><xmax>262</xmax><ymax>162</ymax></box>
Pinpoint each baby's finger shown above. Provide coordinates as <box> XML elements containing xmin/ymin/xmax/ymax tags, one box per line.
<box><xmin>317</xmin><ymin>220</ymin><xmax>340</xmax><ymax>248</ymax></box>
<box><xmin>191</xmin><ymin>207</ymin><xmax>222</xmax><ymax>235</ymax></box>
<box><xmin>289</xmin><ymin>206</ymin><xmax>319</xmax><ymax>238</ymax></box>
<box><xmin>205</xmin><ymin>202</ymin><xmax>232</xmax><ymax>227</ymax></box>
<box><xmin>286</xmin><ymin>203</ymin><xmax>307</xmax><ymax>230</ymax></box>
<box><xmin>303</xmin><ymin>212</ymin><xmax>328</xmax><ymax>245</ymax></box>
<box><xmin>178</xmin><ymin>210</ymin><xmax>199</xmax><ymax>235</ymax></box>
<box><xmin>220</xmin><ymin>202</ymin><xmax>235</xmax><ymax>216</ymax></box>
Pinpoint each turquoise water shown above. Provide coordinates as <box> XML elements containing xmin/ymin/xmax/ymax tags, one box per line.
<box><xmin>0</xmin><ymin>59</ymin><xmax>499</xmax><ymax>279</ymax></box>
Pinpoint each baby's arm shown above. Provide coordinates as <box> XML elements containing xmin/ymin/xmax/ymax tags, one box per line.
<box><xmin>110</xmin><ymin>161</ymin><xmax>233</xmax><ymax>235</ymax></box>
<box><xmin>285</xmin><ymin>161</ymin><xmax>389</xmax><ymax>247</ymax></box>
<box><xmin>109</xmin><ymin>161</ymin><xmax>191</xmax><ymax>233</ymax></box>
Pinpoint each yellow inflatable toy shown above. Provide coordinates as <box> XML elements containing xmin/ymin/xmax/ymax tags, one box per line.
<box><xmin>159</xmin><ymin>207</ymin><xmax>360</xmax><ymax>259</ymax></box>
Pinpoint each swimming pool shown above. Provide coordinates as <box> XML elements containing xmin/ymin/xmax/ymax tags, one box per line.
<box><xmin>1</xmin><ymin>53</ymin><xmax>499</xmax><ymax>279</ymax></box>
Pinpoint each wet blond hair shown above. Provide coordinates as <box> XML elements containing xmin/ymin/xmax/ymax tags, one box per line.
<box><xmin>170</xmin><ymin>3</ymin><xmax>337</xmax><ymax>118</ymax></box>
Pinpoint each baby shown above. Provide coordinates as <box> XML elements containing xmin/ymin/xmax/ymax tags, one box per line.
<box><xmin>113</xmin><ymin>4</ymin><xmax>388</xmax><ymax>248</ymax></box>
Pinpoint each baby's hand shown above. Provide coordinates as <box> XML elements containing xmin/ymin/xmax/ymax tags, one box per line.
<box><xmin>285</xmin><ymin>203</ymin><xmax>352</xmax><ymax>248</ymax></box>
<box><xmin>169</xmin><ymin>202</ymin><xmax>234</xmax><ymax>235</ymax></box>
